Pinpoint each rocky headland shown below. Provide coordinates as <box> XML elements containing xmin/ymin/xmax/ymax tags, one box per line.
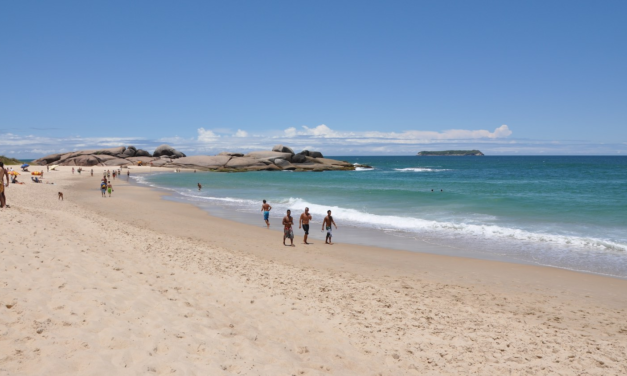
<box><xmin>32</xmin><ymin>145</ymin><xmax>355</xmax><ymax>172</ymax></box>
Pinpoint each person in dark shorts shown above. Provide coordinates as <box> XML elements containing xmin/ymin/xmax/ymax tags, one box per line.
<box><xmin>321</xmin><ymin>210</ymin><xmax>338</xmax><ymax>245</ymax></box>
<box><xmin>299</xmin><ymin>207</ymin><xmax>312</xmax><ymax>244</ymax></box>
<box><xmin>282</xmin><ymin>209</ymin><xmax>295</xmax><ymax>246</ymax></box>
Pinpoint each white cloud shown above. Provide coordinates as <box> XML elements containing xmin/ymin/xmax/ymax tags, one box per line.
<box><xmin>234</xmin><ymin>129</ymin><xmax>248</xmax><ymax>137</ymax></box>
<box><xmin>197</xmin><ymin>128</ymin><xmax>219</xmax><ymax>142</ymax></box>
<box><xmin>284</xmin><ymin>127</ymin><xmax>297</xmax><ymax>137</ymax></box>
<box><xmin>283</xmin><ymin>124</ymin><xmax>512</xmax><ymax>141</ymax></box>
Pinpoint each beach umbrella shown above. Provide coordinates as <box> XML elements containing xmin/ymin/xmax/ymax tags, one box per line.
<box><xmin>9</xmin><ymin>171</ymin><xmax>20</xmax><ymax>176</ymax></box>
<box><xmin>21</xmin><ymin>163</ymin><xmax>29</xmax><ymax>168</ymax></box>
<box><xmin>50</xmin><ymin>165</ymin><xmax>59</xmax><ymax>170</ymax></box>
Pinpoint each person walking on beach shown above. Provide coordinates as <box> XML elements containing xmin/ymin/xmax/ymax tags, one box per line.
<box><xmin>299</xmin><ymin>207</ymin><xmax>312</xmax><ymax>244</ymax></box>
<box><xmin>283</xmin><ymin>209</ymin><xmax>295</xmax><ymax>247</ymax></box>
<box><xmin>321</xmin><ymin>210</ymin><xmax>337</xmax><ymax>245</ymax></box>
<box><xmin>100</xmin><ymin>180</ymin><xmax>107</xmax><ymax>198</ymax></box>
<box><xmin>107</xmin><ymin>182</ymin><xmax>113</xmax><ymax>197</ymax></box>
<box><xmin>0</xmin><ymin>162</ymin><xmax>9</xmax><ymax>209</ymax></box>
<box><xmin>91</xmin><ymin>169</ymin><xmax>93</xmax><ymax>177</ymax></box>
<box><xmin>261</xmin><ymin>200</ymin><xmax>272</xmax><ymax>228</ymax></box>
<box><xmin>72</xmin><ymin>167</ymin><xmax>75</xmax><ymax>174</ymax></box>
<box><xmin>198</xmin><ymin>182</ymin><xmax>202</xmax><ymax>191</ymax></box>
<box><xmin>127</xmin><ymin>170</ymin><xmax>130</xmax><ymax>178</ymax></box>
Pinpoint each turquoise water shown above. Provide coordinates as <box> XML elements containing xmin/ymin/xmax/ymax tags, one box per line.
<box><xmin>132</xmin><ymin>156</ymin><xmax>627</xmax><ymax>278</ymax></box>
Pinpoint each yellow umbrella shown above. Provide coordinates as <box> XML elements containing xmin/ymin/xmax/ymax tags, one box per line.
<box><xmin>9</xmin><ymin>171</ymin><xmax>20</xmax><ymax>176</ymax></box>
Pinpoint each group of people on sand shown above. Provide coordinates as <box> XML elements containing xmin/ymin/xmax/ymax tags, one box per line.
<box><xmin>94</xmin><ymin>169</ymin><xmax>130</xmax><ymax>198</ymax></box>
<box><xmin>100</xmin><ymin>170</ymin><xmax>117</xmax><ymax>197</ymax></box>
<box><xmin>261</xmin><ymin>200</ymin><xmax>337</xmax><ymax>246</ymax></box>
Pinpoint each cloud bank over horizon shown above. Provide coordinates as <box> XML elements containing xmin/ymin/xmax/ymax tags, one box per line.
<box><xmin>1</xmin><ymin>124</ymin><xmax>626</xmax><ymax>158</ymax></box>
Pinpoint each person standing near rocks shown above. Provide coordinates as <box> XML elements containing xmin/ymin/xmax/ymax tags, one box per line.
<box><xmin>0</xmin><ymin>162</ymin><xmax>9</xmax><ymax>209</ymax></box>
<box><xmin>261</xmin><ymin>200</ymin><xmax>272</xmax><ymax>228</ymax></box>
<box><xmin>299</xmin><ymin>207</ymin><xmax>312</xmax><ymax>244</ymax></box>
<box><xmin>321</xmin><ymin>210</ymin><xmax>337</xmax><ymax>245</ymax></box>
<box><xmin>283</xmin><ymin>209</ymin><xmax>295</xmax><ymax>247</ymax></box>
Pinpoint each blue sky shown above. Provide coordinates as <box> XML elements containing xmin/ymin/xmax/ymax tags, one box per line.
<box><xmin>1</xmin><ymin>1</ymin><xmax>626</xmax><ymax>157</ymax></box>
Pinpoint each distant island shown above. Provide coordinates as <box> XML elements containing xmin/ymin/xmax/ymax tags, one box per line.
<box><xmin>417</xmin><ymin>150</ymin><xmax>484</xmax><ymax>156</ymax></box>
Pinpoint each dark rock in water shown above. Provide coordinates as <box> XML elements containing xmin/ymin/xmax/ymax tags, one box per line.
<box><xmin>272</xmin><ymin>145</ymin><xmax>295</xmax><ymax>154</ymax></box>
<box><xmin>291</xmin><ymin>153</ymin><xmax>307</xmax><ymax>163</ymax></box>
<box><xmin>298</xmin><ymin>150</ymin><xmax>310</xmax><ymax>157</ymax></box>
<box><xmin>354</xmin><ymin>163</ymin><xmax>373</xmax><ymax>168</ymax></box>
<box><xmin>153</xmin><ymin>144</ymin><xmax>186</xmax><ymax>158</ymax></box>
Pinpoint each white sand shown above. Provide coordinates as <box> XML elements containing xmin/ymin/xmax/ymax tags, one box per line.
<box><xmin>1</xmin><ymin>166</ymin><xmax>626</xmax><ymax>375</ymax></box>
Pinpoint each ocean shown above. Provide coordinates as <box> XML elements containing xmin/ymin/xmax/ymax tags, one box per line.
<box><xmin>130</xmin><ymin>156</ymin><xmax>627</xmax><ymax>278</ymax></box>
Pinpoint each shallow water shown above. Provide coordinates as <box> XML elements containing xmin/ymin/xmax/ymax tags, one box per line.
<box><xmin>131</xmin><ymin>156</ymin><xmax>627</xmax><ymax>278</ymax></box>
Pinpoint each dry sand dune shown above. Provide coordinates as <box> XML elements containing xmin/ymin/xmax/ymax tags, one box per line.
<box><xmin>1</xmin><ymin>166</ymin><xmax>626</xmax><ymax>375</ymax></box>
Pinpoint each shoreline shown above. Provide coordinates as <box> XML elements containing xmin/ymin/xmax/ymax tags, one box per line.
<box><xmin>2</xmin><ymin>165</ymin><xmax>627</xmax><ymax>375</ymax></box>
<box><xmin>76</xmin><ymin>168</ymin><xmax>627</xmax><ymax>304</ymax></box>
<box><xmin>131</xmin><ymin>169</ymin><xmax>627</xmax><ymax>281</ymax></box>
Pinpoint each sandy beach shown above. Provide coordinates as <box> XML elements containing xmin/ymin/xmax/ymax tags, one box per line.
<box><xmin>1</xmin><ymin>166</ymin><xmax>626</xmax><ymax>375</ymax></box>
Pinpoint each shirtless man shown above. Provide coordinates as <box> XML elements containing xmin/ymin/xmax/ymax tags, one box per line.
<box><xmin>0</xmin><ymin>162</ymin><xmax>9</xmax><ymax>209</ymax></box>
<box><xmin>198</xmin><ymin>182</ymin><xmax>202</xmax><ymax>191</ymax></box>
<box><xmin>283</xmin><ymin>209</ymin><xmax>295</xmax><ymax>246</ymax></box>
<box><xmin>299</xmin><ymin>207</ymin><xmax>312</xmax><ymax>244</ymax></box>
<box><xmin>321</xmin><ymin>210</ymin><xmax>338</xmax><ymax>245</ymax></box>
<box><xmin>261</xmin><ymin>199</ymin><xmax>272</xmax><ymax>228</ymax></box>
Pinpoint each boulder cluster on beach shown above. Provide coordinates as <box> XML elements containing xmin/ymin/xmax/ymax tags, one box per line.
<box><xmin>32</xmin><ymin>144</ymin><xmax>355</xmax><ymax>172</ymax></box>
